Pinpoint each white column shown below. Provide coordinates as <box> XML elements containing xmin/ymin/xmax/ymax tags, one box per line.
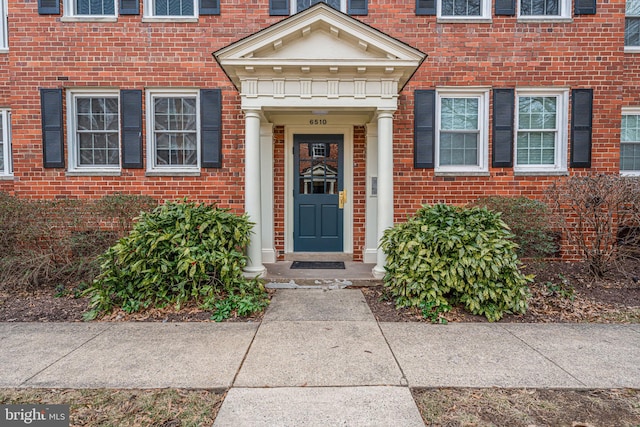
<box><xmin>372</xmin><ymin>110</ymin><xmax>395</xmax><ymax>279</ymax></box>
<box><xmin>243</xmin><ymin>109</ymin><xmax>266</xmax><ymax>278</ymax></box>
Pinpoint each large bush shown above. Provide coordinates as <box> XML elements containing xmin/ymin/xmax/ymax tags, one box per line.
<box><xmin>381</xmin><ymin>204</ymin><xmax>531</xmax><ymax>322</ymax></box>
<box><xmin>83</xmin><ymin>200</ymin><xmax>268</xmax><ymax>320</ymax></box>
<box><xmin>469</xmin><ymin>196</ymin><xmax>558</xmax><ymax>259</ymax></box>
<box><xmin>546</xmin><ymin>175</ymin><xmax>640</xmax><ymax>278</ymax></box>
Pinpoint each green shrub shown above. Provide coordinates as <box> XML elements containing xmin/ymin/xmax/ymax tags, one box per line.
<box><xmin>381</xmin><ymin>204</ymin><xmax>531</xmax><ymax>322</ymax></box>
<box><xmin>469</xmin><ymin>196</ymin><xmax>558</xmax><ymax>259</ymax></box>
<box><xmin>83</xmin><ymin>200</ymin><xmax>268</xmax><ymax>321</ymax></box>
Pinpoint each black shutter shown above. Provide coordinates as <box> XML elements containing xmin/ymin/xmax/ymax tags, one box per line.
<box><xmin>492</xmin><ymin>89</ymin><xmax>515</xmax><ymax>168</ymax></box>
<box><xmin>269</xmin><ymin>0</ymin><xmax>289</xmax><ymax>15</ymax></box>
<box><xmin>416</xmin><ymin>0</ymin><xmax>436</xmax><ymax>15</ymax></box>
<box><xmin>201</xmin><ymin>89</ymin><xmax>222</xmax><ymax>168</ymax></box>
<box><xmin>119</xmin><ymin>0</ymin><xmax>139</xmax><ymax>15</ymax></box>
<box><xmin>570</xmin><ymin>89</ymin><xmax>593</xmax><ymax>168</ymax></box>
<box><xmin>200</xmin><ymin>0</ymin><xmax>220</xmax><ymax>15</ymax></box>
<box><xmin>38</xmin><ymin>0</ymin><xmax>60</xmax><ymax>14</ymax></box>
<box><xmin>414</xmin><ymin>90</ymin><xmax>435</xmax><ymax>168</ymax></box>
<box><xmin>348</xmin><ymin>0</ymin><xmax>368</xmax><ymax>15</ymax></box>
<box><xmin>495</xmin><ymin>0</ymin><xmax>516</xmax><ymax>15</ymax></box>
<box><xmin>120</xmin><ymin>90</ymin><xmax>143</xmax><ymax>169</ymax></box>
<box><xmin>40</xmin><ymin>89</ymin><xmax>64</xmax><ymax>168</ymax></box>
<box><xmin>575</xmin><ymin>0</ymin><xmax>596</xmax><ymax>15</ymax></box>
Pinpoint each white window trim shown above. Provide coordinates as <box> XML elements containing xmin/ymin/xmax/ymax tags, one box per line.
<box><xmin>518</xmin><ymin>0</ymin><xmax>571</xmax><ymax>21</ymax></box>
<box><xmin>62</xmin><ymin>0</ymin><xmax>118</xmax><ymax>20</ymax></box>
<box><xmin>143</xmin><ymin>0</ymin><xmax>198</xmax><ymax>20</ymax></box>
<box><xmin>434</xmin><ymin>87</ymin><xmax>490</xmax><ymax>174</ymax></box>
<box><xmin>0</xmin><ymin>109</ymin><xmax>12</xmax><ymax>177</ymax></box>
<box><xmin>437</xmin><ymin>0</ymin><xmax>492</xmax><ymax>21</ymax></box>
<box><xmin>514</xmin><ymin>88</ymin><xmax>568</xmax><ymax>174</ymax></box>
<box><xmin>145</xmin><ymin>88</ymin><xmax>201</xmax><ymax>175</ymax></box>
<box><xmin>66</xmin><ymin>88</ymin><xmax>121</xmax><ymax>175</ymax></box>
<box><xmin>291</xmin><ymin>0</ymin><xmax>346</xmax><ymax>14</ymax></box>
<box><xmin>621</xmin><ymin>107</ymin><xmax>640</xmax><ymax>176</ymax></box>
<box><xmin>0</xmin><ymin>0</ymin><xmax>8</xmax><ymax>52</ymax></box>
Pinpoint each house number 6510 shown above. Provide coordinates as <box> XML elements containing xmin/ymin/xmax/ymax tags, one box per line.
<box><xmin>309</xmin><ymin>119</ymin><xmax>327</xmax><ymax>125</ymax></box>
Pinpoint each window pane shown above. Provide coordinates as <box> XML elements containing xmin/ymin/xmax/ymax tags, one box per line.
<box><xmin>76</xmin><ymin>0</ymin><xmax>114</xmax><ymax>14</ymax></box>
<box><xmin>440</xmin><ymin>133</ymin><xmax>478</xmax><ymax>166</ymax></box>
<box><xmin>628</xmin><ymin>0</ymin><xmax>640</xmax><ymax>15</ymax></box>
<box><xmin>626</xmin><ymin>18</ymin><xmax>640</xmax><ymax>46</ymax></box>
<box><xmin>621</xmin><ymin>143</ymin><xmax>640</xmax><ymax>171</ymax></box>
<box><xmin>0</xmin><ymin>116</ymin><xmax>4</xmax><ymax>172</ymax></box>
<box><xmin>153</xmin><ymin>96</ymin><xmax>198</xmax><ymax>167</ymax></box>
<box><xmin>517</xmin><ymin>131</ymin><xmax>555</xmax><ymax>165</ymax></box>
<box><xmin>622</xmin><ymin>115</ymin><xmax>640</xmax><ymax>143</ymax></box>
<box><xmin>155</xmin><ymin>0</ymin><xmax>193</xmax><ymax>15</ymax></box>
<box><xmin>518</xmin><ymin>96</ymin><xmax>556</xmax><ymax>130</ymax></box>
<box><xmin>442</xmin><ymin>0</ymin><xmax>482</xmax><ymax>16</ymax></box>
<box><xmin>297</xmin><ymin>0</ymin><xmax>340</xmax><ymax>12</ymax></box>
<box><xmin>441</xmin><ymin>98</ymin><xmax>478</xmax><ymax>130</ymax></box>
<box><xmin>521</xmin><ymin>0</ymin><xmax>559</xmax><ymax>15</ymax></box>
<box><xmin>75</xmin><ymin>96</ymin><xmax>119</xmax><ymax>167</ymax></box>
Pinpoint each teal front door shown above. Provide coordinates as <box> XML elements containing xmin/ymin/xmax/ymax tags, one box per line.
<box><xmin>293</xmin><ymin>134</ymin><xmax>344</xmax><ymax>252</ymax></box>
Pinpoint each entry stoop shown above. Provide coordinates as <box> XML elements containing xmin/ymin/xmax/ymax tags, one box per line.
<box><xmin>263</xmin><ymin>261</ymin><xmax>382</xmax><ymax>288</ymax></box>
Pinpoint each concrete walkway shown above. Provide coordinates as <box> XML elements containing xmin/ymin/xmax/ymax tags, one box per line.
<box><xmin>1</xmin><ymin>289</ymin><xmax>639</xmax><ymax>426</ymax></box>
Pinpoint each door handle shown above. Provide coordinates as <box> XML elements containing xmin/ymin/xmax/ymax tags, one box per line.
<box><xmin>339</xmin><ymin>190</ymin><xmax>347</xmax><ymax>209</ymax></box>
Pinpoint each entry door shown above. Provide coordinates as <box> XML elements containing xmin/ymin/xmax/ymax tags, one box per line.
<box><xmin>293</xmin><ymin>134</ymin><xmax>344</xmax><ymax>252</ymax></box>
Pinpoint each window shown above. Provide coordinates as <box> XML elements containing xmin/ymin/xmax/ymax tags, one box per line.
<box><xmin>0</xmin><ymin>110</ymin><xmax>11</xmax><ymax>176</ymax></box>
<box><xmin>439</xmin><ymin>0</ymin><xmax>490</xmax><ymax>19</ymax></box>
<box><xmin>146</xmin><ymin>89</ymin><xmax>200</xmax><ymax>173</ymax></box>
<box><xmin>621</xmin><ymin>109</ymin><xmax>640</xmax><ymax>174</ymax></box>
<box><xmin>67</xmin><ymin>90</ymin><xmax>120</xmax><ymax>173</ymax></box>
<box><xmin>515</xmin><ymin>89</ymin><xmax>568</xmax><ymax>172</ymax></box>
<box><xmin>626</xmin><ymin>0</ymin><xmax>640</xmax><ymax>49</ymax></box>
<box><xmin>294</xmin><ymin>0</ymin><xmax>344</xmax><ymax>13</ymax></box>
<box><xmin>435</xmin><ymin>89</ymin><xmax>489</xmax><ymax>173</ymax></box>
<box><xmin>519</xmin><ymin>0</ymin><xmax>570</xmax><ymax>19</ymax></box>
<box><xmin>64</xmin><ymin>0</ymin><xmax>116</xmax><ymax>17</ymax></box>
<box><xmin>145</xmin><ymin>0</ymin><xmax>196</xmax><ymax>17</ymax></box>
<box><xmin>1</xmin><ymin>0</ymin><xmax>7</xmax><ymax>51</ymax></box>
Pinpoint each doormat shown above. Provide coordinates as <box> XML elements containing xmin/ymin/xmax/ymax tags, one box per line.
<box><xmin>290</xmin><ymin>261</ymin><xmax>346</xmax><ymax>269</ymax></box>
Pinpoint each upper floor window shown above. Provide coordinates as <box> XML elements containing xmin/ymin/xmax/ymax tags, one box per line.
<box><xmin>63</xmin><ymin>0</ymin><xmax>116</xmax><ymax>18</ymax></box>
<box><xmin>67</xmin><ymin>90</ymin><xmax>120</xmax><ymax>173</ymax></box>
<box><xmin>144</xmin><ymin>0</ymin><xmax>196</xmax><ymax>18</ymax></box>
<box><xmin>0</xmin><ymin>109</ymin><xmax>12</xmax><ymax>176</ymax></box>
<box><xmin>621</xmin><ymin>108</ymin><xmax>640</xmax><ymax>175</ymax></box>
<box><xmin>515</xmin><ymin>89</ymin><xmax>568</xmax><ymax>173</ymax></box>
<box><xmin>626</xmin><ymin>0</ymin><xmax>640</xmax><ymax>49</ymax></box>
<box><xmin>0</xmin><ymin>0</ymin><xmax>7</xmax><ymax>51</ymax></box>
<box><xmin>146</xmin><ymin>89</ymin><xmax>200</xmax><ymax>173</ymax></box>
<box><xmin>435</xmin><ymin>89</ymin><xmax>489</xmax><ymax>173</ymax></box>
<box><xmin>295</xmin><ymin>0</ymin><xmax>343</xmax><ymax>13</ymax></box>
<box><xmin>519</xmin><ymin>0</ymin><xmax>570</xmax><ymax>19</ymax></box>
<box><xmin>439</xmin><ymin>0</ymin><xmax>490</xmax><ymax>19</ymax></box>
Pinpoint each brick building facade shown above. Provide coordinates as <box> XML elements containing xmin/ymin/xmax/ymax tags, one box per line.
<box><xmin>0</xmin><ymin>0</ymin><xmax>637</xmax><ymax>276</ymax></box>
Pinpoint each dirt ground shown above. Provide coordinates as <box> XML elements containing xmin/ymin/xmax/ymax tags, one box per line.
<box><xmin>0</xmin><ymin>260</ymin><xmax>639</xmax><ymax>323</ymax></box>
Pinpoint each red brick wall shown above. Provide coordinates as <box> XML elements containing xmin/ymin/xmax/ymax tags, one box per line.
<box><xmin>3</xmin><ymin>0</ymin><xmax>635</xmax><ymax>258</ymax></box>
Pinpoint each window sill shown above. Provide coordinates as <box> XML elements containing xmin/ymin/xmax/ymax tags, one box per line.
<box><xmin>624</xmin><ymin>47</ymin><xmax>640</xmax><ymax>53</ymax></box>
<box><xmin>61</xmin><ymin>16</ymin><xmax>118</xmax><ymax>22</ymax></box>
<box><xmin>514</xmin><ymin>170</ymin><xmax>569</xmax><ymax>176</ymax></box>
<box><xmin>436</xmin><ymin>18</ymin><xmax>492</xmax><ymax>24</ymax></box>
<box><xmin>142</xmin><ymin>17</ymin><xmax>199</xmax><ymax>23</ymax></box>
<box><xmin>435</xmin><ymin>170</ymin><xmax>490</xmax><ymax>177</ymax></box>
<box><xmin>66</xmin><ymin>170</ymin><xmax>122</xmax><ymax>176</ymax></box>
<box><xmin>620</xmin><ymin>171</ymin><xmax>640</xmax><ymax>177</ymax></box>
<box><xmin>0</xmin><ymin>174</ymin><xmax>14</xmax><ymax>180</ymax></box>
<box><xmin>0</xmin><ymin>48</ymin><xmax>8</xmax><ymax>54</ymax></box>
<box><xmin>516</xmin><ymin>17</ymin><xmax>572</xmax><ymax>23</ymax></box>
<box><xmin>146</xmin><ymin>170</ymin><xmax>201</xmax><ymax>177</ymax></box>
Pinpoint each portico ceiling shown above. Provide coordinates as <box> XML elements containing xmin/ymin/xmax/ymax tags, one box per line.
<box><xmin>213</xmin><ymin>3</ymin><xmax>426</xmax><ymax>111</ymax></box>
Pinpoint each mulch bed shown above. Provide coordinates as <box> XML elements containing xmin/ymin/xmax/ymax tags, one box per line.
<box><xmin>0</xmin><ymin>261</ymin><xmax>639</xmax><ymax>323</ymax></box>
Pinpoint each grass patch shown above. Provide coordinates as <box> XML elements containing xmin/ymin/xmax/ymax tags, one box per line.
<box><xmin>414</xmin><ymin>388</ymin><xmax>640</xmax><ymax>427</ymax></box>
<box><xmin>0</xmin><ymin>388</ymin><xmax>223</xmax><ymax>426</ymax></box>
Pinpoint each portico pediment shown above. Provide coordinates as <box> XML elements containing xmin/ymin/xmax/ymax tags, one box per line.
<box><xmin>214</xmin><ymin>3</ymin><xmax>426</xmax><ymax>110</ymax></box>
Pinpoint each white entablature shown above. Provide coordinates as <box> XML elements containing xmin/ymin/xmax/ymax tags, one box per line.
<box><xmin>214</xmin><ymin>3</ymin><xmax>426</xmax><ymax>110</ymax></box>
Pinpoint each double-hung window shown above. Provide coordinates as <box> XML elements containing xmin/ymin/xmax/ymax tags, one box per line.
<box><xmin>63</xmin><ymin>0</ymin><xmax>116</xmax><ymax>18</ymax></box>
<box><xmin>0</xmin><ymin>0</ymin><xmax>7</xmax><ymax>51</ymax></box>
<box><xmin>67</xmin><ymin>90</ymin><xmax>120</xmax><ymax>173</ymax></box>
<box><xmin>621</xmin><ymin>108</ymin><xmax>640</xmax><ymax>175</ymax></box>
<box><xmin>294</xmin><ymin>0</ymin><xmax>344</xmax><ymax>13</ymax></box>
<box><xmin>439</xmin><ymin>0</ymin><xmax>490</xmax><ymax>20</ymax></box>
<box><xmin>435</xmin><ymin>89</ymin><xmax>489</xmax><ymax>173</ymax></box>
<box><xmin>144</xmin><ymin>0</ymin><xmax>196</xmax><ymax>18</ymax></box>
<box><xmin>519</xmin><ymin>0</ymin><xmax>570</xmax><ymax>19</ymax></box>
<box><xmin>146</xmin><ymin>89</ymin><xmax>200</xmax><ymax>173</ymax></box>
<box><xmin>0</xmin><ymin>109</ymin><xmax>12</xmax><ymax>177</ymax></box>
<box><xmin>626</xmin><ymin>0</ymin><xmax>640</xmax><ymax>50</ymax></box>
<box><xmin>515</xmin><ymin>89</ymin><xmax>568</xmax><ymax>173</ymax></box>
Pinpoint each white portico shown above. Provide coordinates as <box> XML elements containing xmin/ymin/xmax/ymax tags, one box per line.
<box><xmin>214</xmin><ymin>3</ymin><xmax>425</xmax><ymax>278</ymax></box>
